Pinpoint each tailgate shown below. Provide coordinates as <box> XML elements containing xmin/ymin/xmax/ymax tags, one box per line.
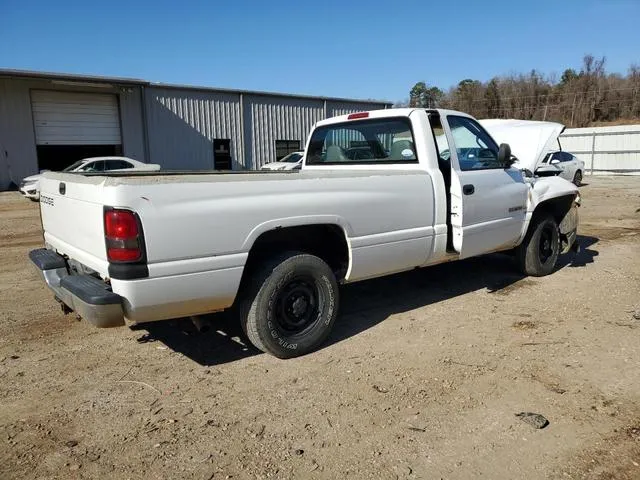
<box><xmin>39</xmin><ymin>174</ymin><xmax>110</xmax><ymax>276</ymax></box>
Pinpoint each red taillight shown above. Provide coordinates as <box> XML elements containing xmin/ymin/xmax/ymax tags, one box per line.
<box><xmin>348</xmin><ymin>112</ymin><xmax>369</xmax><ymax>120</ymax></box>
<box><xmin>107</xmin><ymin>247</ymin><xmax>142</xmax><ymax>262</ymax></box>
<box><xmin>105</xmin><ymin>210</ymin><xmax>138</xmax><ymax>238</ymax></box>
<box><xmin>104</xmin><ymin>209</ymin><xmax>143</xmax><ymax>263</ymax></box>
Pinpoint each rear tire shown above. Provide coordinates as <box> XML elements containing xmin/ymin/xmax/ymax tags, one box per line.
<box><xmin>239</xmin><ymin>252</ymin><xmax>339</xmax><ymax>359</ymax></box>
<box><xmin>573</xmin><ymin>170</ymin><xmax>582</xmax><ymax>186</ymax></box>
<box><xmin>515</xmin><ymin>216</ymin><xmax>560</xmax><ymax>277</ymax></box>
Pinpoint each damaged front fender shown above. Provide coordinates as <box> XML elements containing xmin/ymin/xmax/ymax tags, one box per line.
<box><xmin>559</xmin><ymin>201</ymin><xmax>580</xmax><ymax>254</ymax></box>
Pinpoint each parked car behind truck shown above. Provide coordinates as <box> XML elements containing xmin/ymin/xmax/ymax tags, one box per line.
<box><xmin>19</xmin><ymin>156</ymin><xmax>160</xmax><ymax>201</ymax></box>
<box><xmin>260</xmin><ymin>151</ymin><xmax>304</xmax><ymax>171</ymax></box>
<box><xmin>30</xmin><ymin>108</ymin><xmax>579</xmax><ymax>358</ymax></box>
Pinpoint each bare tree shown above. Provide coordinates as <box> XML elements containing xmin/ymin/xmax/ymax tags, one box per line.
<box><xmin>401</xmin><ymin>55</ymin><xmax>639</xmax><ymax>127</ymax></box>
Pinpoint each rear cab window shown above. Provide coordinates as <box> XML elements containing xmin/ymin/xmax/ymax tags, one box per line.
<box><xmin>306</xmin><ymin>117</ymin><xmax>418</xmax><ymax>165</ymax></box>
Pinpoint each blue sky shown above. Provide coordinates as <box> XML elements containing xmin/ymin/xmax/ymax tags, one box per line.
<box><xmin>1</xmin><ymin>0</ymin><xmax>638</xmax><ymax>102</ymax></box>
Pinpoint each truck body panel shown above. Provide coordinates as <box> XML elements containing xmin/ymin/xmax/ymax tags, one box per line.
<box><xmin>33</xmin><ymin>108</ymin><xmax>579</xmax><ymax>332</ymax></box>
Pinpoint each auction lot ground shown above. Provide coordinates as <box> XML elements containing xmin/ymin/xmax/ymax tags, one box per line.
<box><xmin>1</xmin><ymin>176</ymin><xmax>639</xmax><ymax>479</ymax></box>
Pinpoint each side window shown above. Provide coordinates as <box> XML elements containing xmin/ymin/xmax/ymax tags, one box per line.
<box><xmin>429</xmin><ymin>115</ymin><xmax>451</xmax><ymax>161</ymax></box>
<box><xmin>306</xmin><ymin>118</ymin><xmax>417</xmax><ymax>165</ymax></box>
<box><xmin>446</xmin><ymin>116</ymin><xmax>501</xmax><ymax>171</ymax></box>
<box><xmin>82</xmin><ymin>161</ymin><xmax>104</xmax><ymax>172</ymax></box>
<box><xmin>550</xmin><ymin>152</ymin><xmax>573</xmax><ymax>163</ymax></box>
<box><xmin>275</xmin><ymin>140</ymin><xmax>301</xmax><ymax>161</ymax></box>
<box><xmin>105</xmin><ymin>160</ymin><xmax>133</xmax><ymax>170</ymax></box>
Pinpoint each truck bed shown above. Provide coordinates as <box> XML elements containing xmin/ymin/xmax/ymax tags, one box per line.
<box><xmin>39</xmin><ymin>167</ymin><xmax>443</xmax><ymax>278</ymax></box>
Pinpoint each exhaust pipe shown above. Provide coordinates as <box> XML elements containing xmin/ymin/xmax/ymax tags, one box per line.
<box><xmin>190</xmin><ymin>315</ymin><xmax>210</xmax><ymax>333</ymax></box>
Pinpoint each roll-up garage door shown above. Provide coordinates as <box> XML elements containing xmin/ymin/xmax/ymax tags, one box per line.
<box><xmin>31</xmin><ymin>90</ymin><xmax>121</xmax><ymax>145</ymax></box>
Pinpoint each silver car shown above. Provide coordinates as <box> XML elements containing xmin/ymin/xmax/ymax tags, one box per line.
<box><xmin>540</xmin><ymin>151</ymin><xmax>585</xmax><ymax>186</ymax></box>
<box><xmin>19</xmin><ymin>156</ymin><xmax>161</xmax><ymax>201</ymax></box>
<box><xmin>260</xmin><ymin>151</ymin><xmax>304</xmax><ymax>171</ymax></box>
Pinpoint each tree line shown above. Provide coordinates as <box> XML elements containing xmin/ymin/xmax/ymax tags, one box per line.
<box><xmin>399</xmin><ymin>55</ymin><xmax>640</xmax><ymax>127</ymax></box>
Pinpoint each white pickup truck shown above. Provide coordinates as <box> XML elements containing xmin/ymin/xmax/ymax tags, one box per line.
<box><xmin>30</xmin><ymin>108</ymin><xmax>579</xmax><ymax>358</ymax></box>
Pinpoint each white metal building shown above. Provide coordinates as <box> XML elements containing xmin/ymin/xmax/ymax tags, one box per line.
<box><xmin>0</xmin><ymin>69</ymin><xmax>390</xmax><ymax>190</ymax></box>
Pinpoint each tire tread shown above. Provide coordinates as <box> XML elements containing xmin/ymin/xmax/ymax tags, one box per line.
<box><xmin>516</xmin><ymin>215</ymin><xmax>560</xmax><ymax>277</ymax></box>
<box><xmin>239</xmin><ymin>251</ymin><xmax>338</xmax><ymax>358</ymax></box>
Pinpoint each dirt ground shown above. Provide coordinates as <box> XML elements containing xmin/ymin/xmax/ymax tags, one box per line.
<box><xmin>1</xmin><ymin>176</ymin><xmax>639</xmax><ymax>480</ymax></box>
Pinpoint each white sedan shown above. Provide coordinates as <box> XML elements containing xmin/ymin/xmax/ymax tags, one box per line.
<box><xmin>540</xmin><ymin>151</ymin><xmax>585</xmax><ymax>186</ymax></box>
<box><xmin>19</xmin><ymin>156</ymin><xmax>161</xmax><ymax>201</ymax></box>
<box><xmin>261</xmin><ymin>151</ymin><xmax>304</xmax><ymax>171</ymax></box>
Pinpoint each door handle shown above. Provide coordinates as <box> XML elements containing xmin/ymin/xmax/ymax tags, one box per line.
<box><xmin>463</xmin><ymin>184</ymin><xmax>475</xmax><ymax>195</ymax></box>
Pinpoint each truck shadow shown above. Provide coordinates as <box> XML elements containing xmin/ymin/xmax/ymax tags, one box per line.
<box><xmin>330</xmin><ymin>235</ymin><xmax>599</xmax><ymax>348</ymax></box>
<box><xmin>134</xmin><ymin>235</ymin><xmax>599</xmax><ymax>366</ymax></box>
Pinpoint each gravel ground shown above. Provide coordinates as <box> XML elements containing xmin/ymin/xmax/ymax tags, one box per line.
<box><xmin>1</xmin><ymin>176</ymin><xmax>639</xmax><ymax>480</ymax></box>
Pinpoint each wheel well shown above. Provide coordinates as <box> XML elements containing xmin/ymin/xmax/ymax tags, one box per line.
<box><xmin>533</xmin><ymin>195</ymin><xmax>576</xmax><ymax>225</ymax></box>
<box><xmin>244</xmin><ymin>224</ymin><xmax>350</xmax><ymax>281</ymax></box>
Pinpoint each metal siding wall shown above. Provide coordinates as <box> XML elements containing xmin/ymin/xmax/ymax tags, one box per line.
<box><xmin>119</xmin><ymin>87</ymin><xmax>146</xmax><ymax>162</ymax></box>
<box><xmin>561</xmin><ymin>125</ymin><xmax>640</xmax><ymax>174</ymax></box>
<box><xmin>0</xmin><ymin>78</ymin><xmax>146</xmax><ymax>190</ymax></box>
<box><xmin>145</xmin><ymin>87</ymin><xmax>242</xmax><ymax>170</ymax></box>
<box><xmin>245</xmin><ymin>95</ymin><xmax>324</xmax><ymax>168</ymax></box>
<box><xmin>0</xmin><ymin>79</ymin><xmax>39</xmax><ymax>189</ymax></box>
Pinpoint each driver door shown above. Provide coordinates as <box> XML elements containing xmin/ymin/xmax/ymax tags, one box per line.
<box><xmin>442</xmin><ymin>115</ymin><xmax>528</xmax><ymax>259</ymax></box>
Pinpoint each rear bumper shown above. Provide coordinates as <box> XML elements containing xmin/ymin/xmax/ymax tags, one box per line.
<box><xmin>29</xmin><ymin>248</ymin><xmax>125</xmax><ymax>328</ymax></box>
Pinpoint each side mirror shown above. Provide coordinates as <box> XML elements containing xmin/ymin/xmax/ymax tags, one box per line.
<box><xmin>497</xmin><ymin>143</ymin><xmax>513</xmax><ymax>168</ymax></box>
<box><xmin>550</xmin><ymin>159</ymin><xmax>560</xmax><ymax>165</ymax></box>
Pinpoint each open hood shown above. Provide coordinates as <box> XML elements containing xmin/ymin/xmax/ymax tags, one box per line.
<box><xmin>479</xmin><ymin>119</ymin><xmax>565</xmax><ymax>172</ymax></box>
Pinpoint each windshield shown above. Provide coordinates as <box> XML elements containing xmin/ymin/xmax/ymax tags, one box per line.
<box><xmin>62</xmin><ymin>160</ymin><xmax>85</xmax><ymax>172</ymax></box>
<box><xmin>281</xmin><ymin>153</ymin><xmax>302</xmax><ymax>163</ymax></box>
<box><xmin>306</xmin><ymin>117</ymin><xmax>417</xmax><ymax>165</ymax></box>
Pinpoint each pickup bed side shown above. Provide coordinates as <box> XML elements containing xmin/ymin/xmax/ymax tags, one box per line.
<box><xmin>38</xmin><ymin>167</ymin><xmax>442</xmax><ymax>324</ymax></box>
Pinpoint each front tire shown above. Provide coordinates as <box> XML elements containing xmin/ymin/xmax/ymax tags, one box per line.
<box><xmin>239</xmin><ymin>252</ymin><xmax>339</xmax><ymax>359</ymax></box>
<box><xmin>515</xmin><ymin>216</ymin><xmax>560</xmax><ymax>277</ymax></box>
<box><xmin>573</xmin><ymin>170</ymin><xmax>582</xmax><ymax>186</ymax></box>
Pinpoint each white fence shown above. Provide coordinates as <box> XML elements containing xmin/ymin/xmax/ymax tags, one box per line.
<box><xmin>560</xmin><ymin>124</ymin><xmax>640</xmax><ymax>175</ymax></box>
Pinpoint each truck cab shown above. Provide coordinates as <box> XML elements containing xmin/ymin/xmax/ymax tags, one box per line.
<box><xmin>303</xmin><ymin>108</ymin><xmax>575</xmax><ymax>263</ymax></box>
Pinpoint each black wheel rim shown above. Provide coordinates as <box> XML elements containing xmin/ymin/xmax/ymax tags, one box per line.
<box><xmin>274</xmin><ymin>275</ymin><xmax>321</xmax><ymax>336</ymax></box>
<box><xmin>539</xmin><ymin>225</ymin><xmax>555</xmax><ymax>264</ymax></box>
